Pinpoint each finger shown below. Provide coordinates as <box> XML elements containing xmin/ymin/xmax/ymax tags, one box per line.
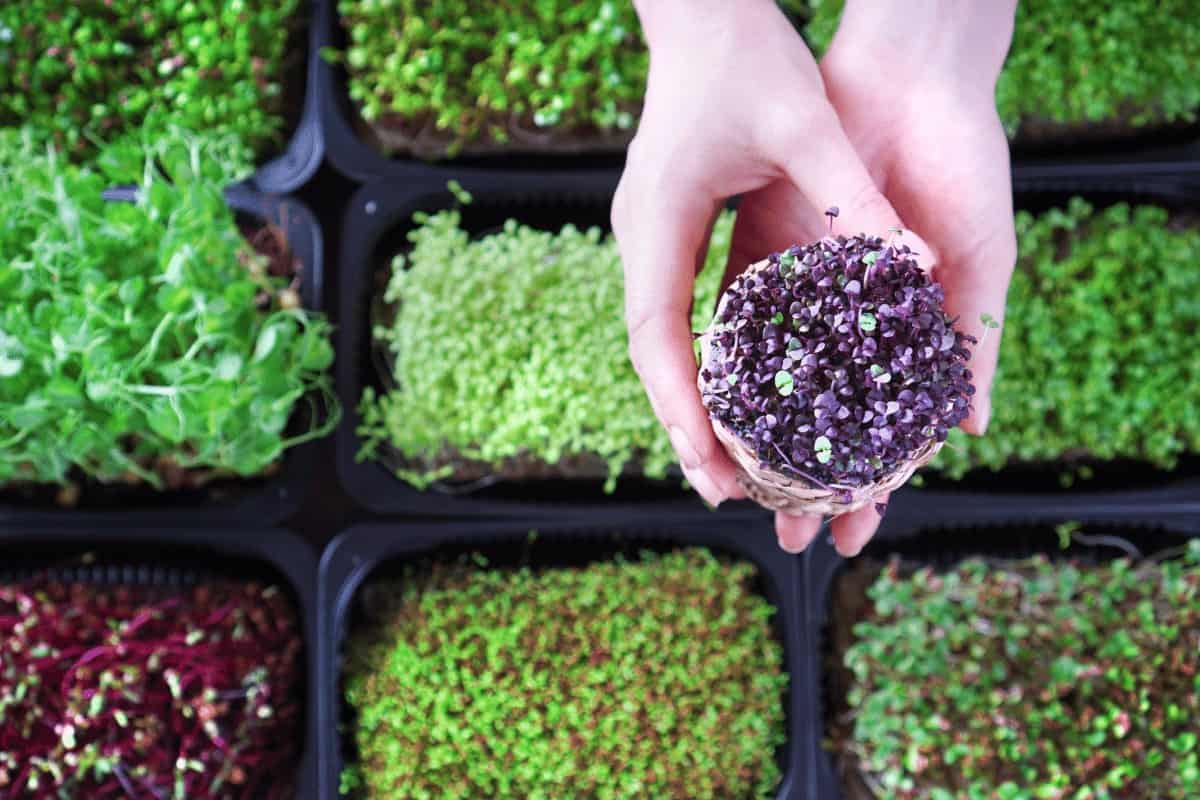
<box><xmin>935</xmin><ymin>225</ymin><xmax>1018</xmax><ymax>436</ymax></box>
<box><xmin>722</xmin><ymin>179</ymin><xmax>823</xmax><ymax>295</ymax></box>
<box><xmin>830</xmin><ymin>494</ymin><xmax>888</xmax><ymax>557</ymax></box>
<box><xmin>775</xmin><ymin>512</ymin><xmax>823</xmax><ymax>554</ymax></box>
<box><xmin>614</xmin><ymin>165</ymin><xmax>740</xmax><ymax>506</ymax></box>
<box><xmin>772</xmin><ymin>114</ymin><xmax>938</xmax><ymax>271</ymax></box>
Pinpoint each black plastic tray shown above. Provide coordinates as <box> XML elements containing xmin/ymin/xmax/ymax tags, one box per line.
<box><xmin>335</xmin><ymin>171</ymin><xmax>755</xmax><ymax>517</ymax></box>
<box><xmin>313</xmin><ymin>0</ymin><xmax>627</xmax><ymax>183</ymax></box>
<box><xmin>317</xmin><ymin>510</ymin><xmax>813</xmax><ymax>799</ymax></box>
<box><xmin>0</xmin><ymin>184</ymin><xmax>326</xmax><ymax>527</ymax></box>
<box><xmin>250</xmin><ymin>0</ymin><xmax>325</xmax><ymax>194</ymax></box>
<box><xmin>0</xmin><ymin>526</ymin><xmax>320</xmax><ymax>800</ymax></box>
<box><xmin>1012</xmin><ymin>152</ymin><xmax>1200</xmax><ymax>197</ymax></box>
<box><xmin>801</xmin><ymin>516</ymin><xmax>1200</xmax><ymax>800</ymax></box>
<box><xmin>337</xmin><ymin>169</ymin><xmax>1200</xmax><ymax>520</ymax></box>
<box><xmin>870</xmin><ymin>174</ymin><xmax>1200</xmax><ymax>530</ymax></box>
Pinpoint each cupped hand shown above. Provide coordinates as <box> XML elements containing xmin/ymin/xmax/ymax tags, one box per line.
<box><xmin>614</xmin><ymin>0</ymin><xmax>918</xmax><ymax>548</ymax></box>
<box><xmin>716</xmin><ymin>3</ymin><xmax>1018</xmax><ymax>556</ymax></box>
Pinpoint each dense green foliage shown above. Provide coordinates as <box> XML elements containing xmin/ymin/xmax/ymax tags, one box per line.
<box><xmin>330</xmin><ymin>0</ymin><xmax>807</xmax><ymax>155</ymax></box>
<box><xmin>0</xmin><ymin>1</ymin><xmax>298</xmax><ymax>162</ymax></box>
<box><xmin>805</xmin><ymin>1</ymin><xmax>1200</xmax><ymax>135</ymax></box>
<box><xmin>0</xmin><ymin>130</ymin><xmax>337</xmax><ymax>489</ymax></box>
<box><xmin>342</xmin><ymin>547</ymin><xmax>788</xmax><ymax>799</ymax></box>
<box><xmin>358</xmin><ymin>201</ymin><xmax>730</xmax><ymax>490</ymax></box>
<box><xmin>932</xmin><ymin>199</ymin><xmax>1200</xmax><ymax>480</ymax></box>
<box><xmin>330</xmin><ymin>0</ymin><xmax>646</xmax><ymax>154</ymax></box>
<box><xmin>844</xmin><ymin>540</ymin><xmax>1200</xmax><ymax>798</ymax></box>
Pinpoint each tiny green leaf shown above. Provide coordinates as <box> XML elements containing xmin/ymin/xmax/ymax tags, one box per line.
<box><xmin>774</xmin><ymin>370</ymin><xmax>794</xmax><ymax>397</ymax></box>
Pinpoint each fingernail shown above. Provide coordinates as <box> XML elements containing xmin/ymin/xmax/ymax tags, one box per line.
<box><xmin>668</xmin><ymin>425</ymin><xmax>701</xmax><ymax>470</ymax></box>
<box><xmin>683</xmin><ymin>465</ymin><xmax>724</xmax><ymax>508</ymax></box>
<box><xmin>778</xmin><ymin>538</ymin><xmax>805</xmax><ymax>554</ymax></box>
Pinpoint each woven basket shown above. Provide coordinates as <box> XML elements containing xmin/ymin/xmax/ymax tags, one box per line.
<box><xmin>697</xmin><ymin>257</ymin><xmax>943</xmax><ymax>518</ymax></box>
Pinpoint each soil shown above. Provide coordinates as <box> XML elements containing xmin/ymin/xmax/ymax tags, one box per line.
<box><xmin>0</xmin><ymin>221</ymin><xmax>298</xmax><ymax>509</ymax></box>
<box><xmin>357</xmin><ymin>108</ymin><xmax>638</xmax><ymax>160</ymax></box>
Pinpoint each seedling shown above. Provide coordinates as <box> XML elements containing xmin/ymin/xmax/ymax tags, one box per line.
<box><xmin>806</xmin><ymin>1</ymin><xmax>1200</xmax><ymax>135</ymax></box>
<box><xmin>842</xmin><ymin>539</ymin><xmax>1200</xmax><ymax>798</ymax></box>
<box><xmin>929</xmin><ymin>198</ymin><xmax>1200</xmax><ymax>480</ymax></box>
<box><xmin>0</xmin><ymin>1</ymin><xmax>299</xmax><ymax>162</ymax></box>
<box><xmin>342</xmin><ymin>547</ymin><xmax>788</xmax><ymax>799</ymax></box>
<box><xmin>978</xmin><ymin>312</ymin><xmax>1001</xmax><ymax>347</ymax></box>
<box><xmin>700</xmin><ymin>231</ymin><xmax>974</xmax><ymax>489</ymax></box>
<box><xmin>358</xmin><ymin>203</ymin><xmax>734</xmax><ymax>490</ymax></box>
<box><xmin>0</xmin><ymin>129</ymin><xmax>338</xmax><ymax>490</ymax></box>
<box><xmin>0</xmin><ymin>573</ymin><xmax>303</xmax><ymax>797</ymax></box>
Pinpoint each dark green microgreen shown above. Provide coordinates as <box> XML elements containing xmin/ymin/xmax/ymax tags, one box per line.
<box><xmin>0</xmin><ymin>1</ymin><xmax>298</xmax><ymax>164</ymax></box>
<box><xmin>930</xmin><ymin>198</ymin><xmax>1200</xmax><ymax>481</ymax></box>
<box><xmin>806</xmin><ymin>1</ymin><xmax>1200</xmax><ymax>137</ymax></box>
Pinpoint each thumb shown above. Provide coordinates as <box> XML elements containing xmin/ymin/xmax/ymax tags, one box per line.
<box><xmin>775</xmin><ymin>115</ymin><xmax>937</xmax><ymax>271</ymax></box>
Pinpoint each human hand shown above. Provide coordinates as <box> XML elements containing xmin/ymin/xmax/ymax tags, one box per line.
<box><xmin>613</xmin><ymin>0</ymin><xmax>920</xmax><ymax>537</ymax></box>
<box><xmin>715</xmin><ymin>2</ymin><xmax>1018</xmax><ymax>557</ymax></box>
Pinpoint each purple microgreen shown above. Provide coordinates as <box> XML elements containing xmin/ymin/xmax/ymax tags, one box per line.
<box><xmin>701</xmin><ymin>232</ymin><xmax>974</xmax><ymax>487</ymax></box>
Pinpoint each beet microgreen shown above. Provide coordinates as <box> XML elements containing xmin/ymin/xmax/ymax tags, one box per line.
<box><xmin>0</xmin><ymin>1</ymin><xmax>299</xmax><ymax>163</ymax></box>
<box><xmin>700</xmin><ymin>234</ymin><xmax>975</xmax><ymax>488</ymax></box>
<box><xmin>0</xmin><ymin>572</ymin><xmax>304</xmax><ymax>797</ymax></box>
<box><xmin>343</xmin><ymin>547</ymin><xmax>788</xmax><ymax>799</ymax></box>
<box><xmin>357</xmin><ymin>206</ymin><xmax>732</xmax><ymax>490</ymax></box>
<box><xmin>841</xmin><ymin>539</ymin><xmax>1200</xmax><ymax>798</ymax></box>
<box><xmin>931</xmin><ymin>198</ymin><xmax>1200</xmax><ymax>481</ymax></box>
<box><xmin>0</xmin><ymin>129</ymin><xmax>338</xmax><ymax>490</ymax></box>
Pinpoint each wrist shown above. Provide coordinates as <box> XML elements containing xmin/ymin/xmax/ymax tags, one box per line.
<box><xmin>635</xmin><ymin>0</ymin><xmax>783</xmax><ymax>52</ymax></box>
<box><xmin>830</xmin><ymin>0</ymin><xmax>1015</xmax><ymax>99</ymax></box>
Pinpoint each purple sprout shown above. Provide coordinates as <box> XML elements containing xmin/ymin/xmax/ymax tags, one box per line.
<box><xmin>700</xmin><ymin>234</ymin><xmax>975</xmax><ymax>488</ymax></box>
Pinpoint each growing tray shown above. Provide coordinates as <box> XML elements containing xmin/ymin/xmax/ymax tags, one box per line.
<box><xmin>0</xmin><ymin>184</ymin><xmax>326</xmax><ymax>527</ymax></box>
<box><xmin>338</xmin><ymin>169</ymin><xmax>1200</xmax><ymax>521</ymax></box>
<box><xmin>335</xmin><ymin>171</ymin><xmax>754</xmax><ymax>517</ymax></box>
<box><xmin>867</xmin><ymin>173</ymin><xmax>1200</xmax><ymax>531</ymax></box>
<box><xmin>1011</xmin><ymin>145</ymin><xmax>1200</xmax><ymax>196</ymax></box>
<box><xmin>801</xmin><ymin>516</ymin><xmax>1200</xmax><ymax>800</ymax></box>
<box><xmin>313</xmin><ymin>0</ymin><xmax>627</xmax><ymax>183</ymax></box>
<box><xmin>317</xmin><ymin>510</ymin><xmax>813</xmax><ymax>799</ymax></box>
<box><xmin>249</xmin><ymin>0</ymin><xmax>324</xmax><ymax>194</ymax></box>
<box><xmin>0</xmin><ymin>526</ymin><xmax>320</xmax><ymax>800</ymax></box>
